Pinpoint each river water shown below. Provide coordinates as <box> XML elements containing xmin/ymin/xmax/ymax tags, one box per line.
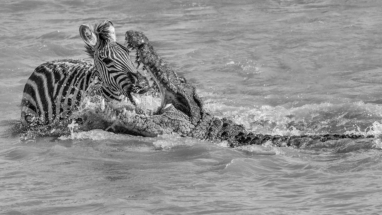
<box><xmin>1</xmin><ymin>0</ymin><xmax>382</xmax><ymax>214</ymax></box>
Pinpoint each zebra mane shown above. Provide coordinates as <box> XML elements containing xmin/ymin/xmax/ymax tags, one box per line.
<box><xmin>82</xmin><ymin>20</ymin><xmax>115</xmax><ymax>59</ymax></box>
<box><xmin>94</xmin><ymin>20</ymin><xmax>115</xmax><ymax>43</ymax></box>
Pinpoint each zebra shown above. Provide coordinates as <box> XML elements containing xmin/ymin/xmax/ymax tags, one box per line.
<box><xmin>21</xmin><ymin>21</ymin><xmax>148</xmax><ymax>127</ymax></box>
<box><xmin>80</xmin><ymin>20</ymin><xmax>148</xmax><ymax>106</ymax></box>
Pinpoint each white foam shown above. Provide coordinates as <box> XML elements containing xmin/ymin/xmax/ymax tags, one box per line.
<box><xmin>372</xmin><ymin>139</ymin><xmax>382</xmax><ymax>149</ymax></box>
<box><xmin>236</xmin><ymin>142</ymin><xmax>285</xmax><ymax>155</ymax></box>
<box><xmin>152</xmin><ymin>135</ymin><xmax>199</xmax><ymax>150</ymax></box>
<box><xmin>59</xmin><ymin>129</ymin><xmax>130</xmax><ymax>141</ymax></box>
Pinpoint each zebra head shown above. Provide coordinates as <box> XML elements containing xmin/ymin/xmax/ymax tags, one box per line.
<box><xmin>79</xmin><ymin>21</ymin><xmax>153</xmax><ymax>110</ymax></box>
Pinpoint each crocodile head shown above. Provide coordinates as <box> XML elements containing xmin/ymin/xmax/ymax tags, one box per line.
<box><xmin>124</xmin><ymin>30</ymin><xmax>204</xmax><ymax>125</ymax></box>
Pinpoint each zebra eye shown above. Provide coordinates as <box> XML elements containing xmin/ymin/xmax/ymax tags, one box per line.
<box><xmin>102</xmin><ymin>58</ymin><xmax>113</xmax><ymax>65</ymax></box>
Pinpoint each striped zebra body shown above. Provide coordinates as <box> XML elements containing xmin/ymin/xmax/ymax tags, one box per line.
<box><xmin>21</xmin><ymin>59</ymin><xmax>98</xmax><ymax>126</ymax></box>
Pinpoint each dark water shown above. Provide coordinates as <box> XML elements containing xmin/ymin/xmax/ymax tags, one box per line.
<box><xmin>1</xmin><ymin>0</ymin><xmax>382</xmax><ymax>214</ymax></box>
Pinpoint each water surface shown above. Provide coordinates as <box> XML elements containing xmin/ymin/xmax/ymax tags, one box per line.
<box><xmin>1</xmin><ymin>0</ymin><xmax>382</xmax><ymax>214</ymax></box>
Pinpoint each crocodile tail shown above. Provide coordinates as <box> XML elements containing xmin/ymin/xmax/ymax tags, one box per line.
<box><xmin>202</xmin><ymin>116</ymin><xmax>374</xmax><ymax>148</ymax></box>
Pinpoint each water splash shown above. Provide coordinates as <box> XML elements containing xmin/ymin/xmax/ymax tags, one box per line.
<box><xmin>205</xmin><ymin>101</ymin><xmax>382</xmax><ymax>136</ymax></box>
<box><xmin>152</xmin><ymin>135</ymin><xmax>199</xmax><ymax>150</ymax></box>
<box><xmin>58</xmin><ymin>129</ymin><xmax>130</xmax><ymax>141</ymax></box>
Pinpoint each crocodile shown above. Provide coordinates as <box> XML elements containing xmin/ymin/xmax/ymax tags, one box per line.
<box><xmin>18</xmin><ymin>29</ymin><xmax>375</xmax><ymax>148</ymax></box>
<box><xmin>59</xmin><ymin>30</ymin><xmax>374</xmax><ymax>148</ymax></box>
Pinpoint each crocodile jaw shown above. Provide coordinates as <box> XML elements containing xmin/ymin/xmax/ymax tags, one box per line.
<box><xmin>125</xmin><ymin>30</ymin><xmax>204</xmax><ymax>125</ymax></box>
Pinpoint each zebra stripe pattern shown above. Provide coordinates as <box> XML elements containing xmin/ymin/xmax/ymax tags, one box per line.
<box><xmin>21</xmin><ymin>59</ymin><xmax>97</xmax><ymax>126</ymax></box>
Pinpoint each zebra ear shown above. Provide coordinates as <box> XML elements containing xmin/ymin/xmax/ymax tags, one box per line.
<box><xmin>79</xmin><ymin>24</ymin><xmax>97</xmax><ymax>47</ymax></box>
<box><xmin>79</xmin><ymin>24</ymin><xmax>97</xmax><ymax>58</ymax></box>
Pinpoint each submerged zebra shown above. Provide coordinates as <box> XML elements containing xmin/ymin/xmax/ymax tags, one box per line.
<box><xmin>21</xmin><ymin>21</ymin><xmax>148</xmax><ymax>127</ymax></box>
